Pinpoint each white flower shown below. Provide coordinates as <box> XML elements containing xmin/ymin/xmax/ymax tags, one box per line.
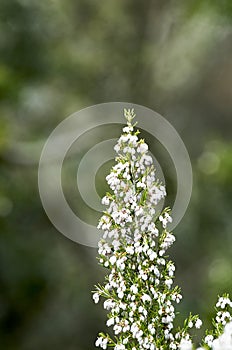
<box><xmin>126</xmin><ymin>246</ymin><xmax>134</xmax><ymax>254</ymax></box>
<box><xmin>95</xmin><ymin>337</ymin><xmax>108</xmax><ymax>349</ymax></box>
<box><xmin>179</xmin><ymin>338</ymin><xmax>193</xmax><ymax>350</ymax></box>
<box><xmin>205</xmin><ymin>334</ymin><xmax>214</xmax><ymax>347</ymax></box>
<box><xmin>114</xmin><ymin>144</ymin><xmax>120</xmax><ymax>153</ymax></box>
<box><xmin>106</xmin><ymin>317</ymin><xmax>114</xmax><ymax>326</ymax></box>
<box><xmin>123</xmin><ymin>126</ymin><xmax>133</xmax><ymax>133</ymax></box>
<box><xmin>93</xmin><ymin>292</ymin><xmax>100</xmax><ymax>304</ymax></box>
<box><xmin>103</xmin><ymin>299</ymin><xmax>115</xmax><ymax>310</ymax></box>
<box><xmin>114</xmin><ymin>324</ymin><xmax>122</xmax><ymax>335</ymax></box>
<box><xmin>165</xmin><ymin>279</ymin><xmax>173</xmax><ymax>288</ymax></box>
<box><xmin>130</xmin><ymin>285</ymin><xmax>138</xmax><ymax>294</ymax></box>
<box><xmin>137</xmin><ymin>181</ymin><xmax>146</xmax><ymax>189</ymax></box>
<box><xmin>147</xmin><ymin>249</ymin><xmax>157</xmax><ymax>261</ymax></box>
<box><xmin>109</xmin><ymin>255</ymin><xmax>117</xmax><ymax>265</ymax></box>
<box><xmin>195</xmin><ymin>319</ymin><xmax>202</xmax><ymax>329</ymax></box>
<box><xmin>137</xmin><ymin>142</ymin><xmax>148</xmax><ymax>153</ymax></box>
<box><xmin>102</xmin><ymin>196</ymin><xmax>110</xmax><ymax>205</ymax></box>
<box><xmin>188</xmin><ymin>321</ymin><xmax>193</xmax><ymax>328</ymax></box>
<box><xmin>141</xmin><ymin>294</ymin><xmax>151</xmax><ymax>303</ymax></box>
<box><xmin>159</xmin><ymin>212</ymin><xmax>172</xmax><ymax>228</ymax></box>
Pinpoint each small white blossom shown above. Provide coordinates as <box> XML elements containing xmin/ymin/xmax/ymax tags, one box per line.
<box><xmin>93</xmin><ymin>293</ymin><xmax>100</xmax><ymax>304</ymax></box>
<box><xmin>95</xmin><ymin>337</ymin><xmax>108</xmax><ymax>349</ymax></box>
<box><xmin>137</xmin><ymin>142</ymin><xmax>148</xmax><ymax>153</ymax></box>
<box><xmin>141</xmin><ymin>293</ymin><xmax>151</xmax><ymax>303</ymax></box>
<box><xmin>195</xmin><ymin>319</ymin><xmax>202</xmax><ymax>329</ymax></box>
<box><xmin>205</xmin><ymin>334</ymin><xmax>214</xmax><ymax>347</ymax></box>
<box><xmin>179</xmin><ymin>338</ymin><xmax>193</xmax><ymax>350</ymax></box>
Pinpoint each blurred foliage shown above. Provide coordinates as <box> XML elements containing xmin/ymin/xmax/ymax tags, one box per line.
<box><xmin>0</xmin><ymin>0</ymin><xmax>232</xmax><ymax>349</ymax></box>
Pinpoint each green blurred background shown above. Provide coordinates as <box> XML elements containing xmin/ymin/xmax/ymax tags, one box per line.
<box><xmin>0</xmin><ymin>0</ymin><xmax>232</xmax><ymax>349</ymax></box>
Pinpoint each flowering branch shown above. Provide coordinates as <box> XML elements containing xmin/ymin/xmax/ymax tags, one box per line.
<box><xmin>92</xmin><ymin>109</ymin><xmax>232</xmax><ymax>350</ymax></box>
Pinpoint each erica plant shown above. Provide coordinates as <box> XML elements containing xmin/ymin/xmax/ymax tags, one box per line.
<box><xmin>92</xmin><ymin>109</ymin><xmax>232</xmax><ymax>350</ymax></box>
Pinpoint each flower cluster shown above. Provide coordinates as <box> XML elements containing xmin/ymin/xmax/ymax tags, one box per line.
<box><xmin>177</xmin><ymin>295</ymin><xmax>232</xmax><ymax>350</ymax></box>
<box><xmin>92</xmin><ymin>109</ymin><xmax>231</xmax><ymax>350</ymax></box>
<box><xmin>211</xmin><ymin>321</ymin><xmax>232</xmax><ymax>349</ymax></box>
<box><xmin>198</xmin><ymin>295</ymin><xmax>232</xmax><ymax>350</ymax></box>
